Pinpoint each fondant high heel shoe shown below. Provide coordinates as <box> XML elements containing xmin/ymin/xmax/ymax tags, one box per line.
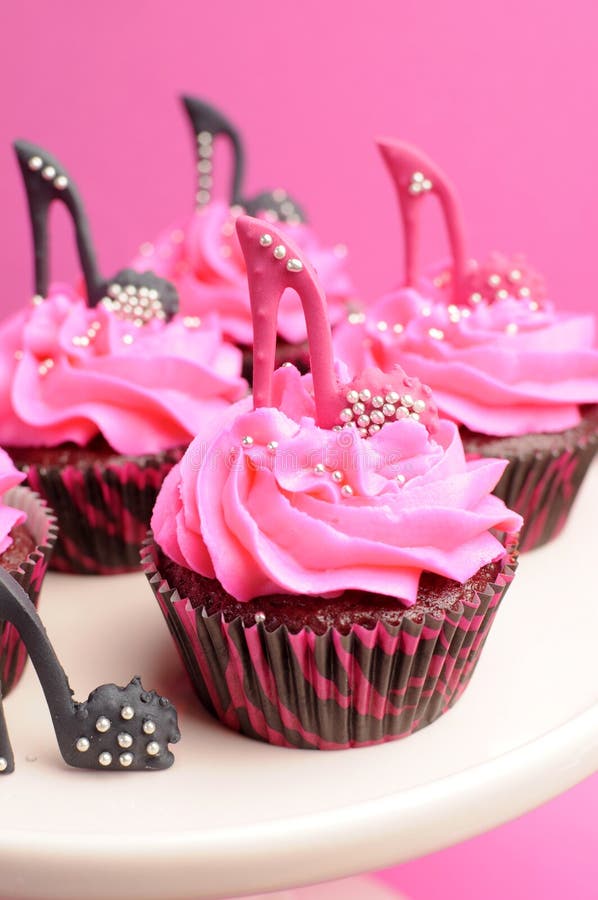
<box><xmin>377</xmin><ymin>139</ymin><xmax>468</xmax><ymax>305</ymax></box>
<box><xmin>0</xmin><ymin>567</ymin><xmax>180</xmax><ymax>774</ymax></box>
<box><xmin>377</xmin><ymin>139</ymin><xmax>545</xmax><ymax>308</ymax></box>
<box><xmin>14</xmin><ymin>140</ymin><xmax>179</xmax><ymax>320</ymax></box>
<box><xmin>236</xmin><ymin>214</ymin><xmax>438</xmax><ymax>435</ymax></box>
<box><xmin>182</xmin><ymin>94</ymin><xmax>305</xmax><ymax>223</ymax></box>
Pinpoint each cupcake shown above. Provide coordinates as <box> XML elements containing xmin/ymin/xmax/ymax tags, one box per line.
<box><xmin>0</xmin><ymin>140</ymin><xmax>246</xmax><ymax>574</ymax></box>
<box><xmin>142</xmin><ymin>215</ymin><xmax>521</xmax><ymax>750</ymax></box>
<box><xmin>334</xmin><ymin>139</ymin><xmax>598</xmax><ymax>551</ymax></box>
<box><xmin>0</xmin><ymin>447</ymin><xmax>57</xmax><ymax>694</ymax></box>
<box><xmin>132</xmin><ymin>95</ymin><xmax>355</xmax><ymax>380</ymax></box>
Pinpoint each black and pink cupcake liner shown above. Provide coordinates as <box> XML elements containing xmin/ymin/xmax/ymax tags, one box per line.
<box><xmin>462</xmin><ymin>404</ymin><xmax>598</xmax><ymax>552</ymax></box>
<box><xmin>19</xmin><ymin>447</ymin><xmax>184</xmax><ymax>575</ymax></box>
<box><xmin>141</xmin><ymin>537</ymin><xmax>518</xmax><ymax>750</ymax></box>
<box><xmin>1</xmin><ymin>485</ymin><xmax>57</xmax><ymax>694</ymax></box>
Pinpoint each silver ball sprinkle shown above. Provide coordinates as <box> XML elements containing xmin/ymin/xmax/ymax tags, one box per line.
<box><xmin>340</xmin><ymin>408</ymin><xmax>354</xmax><ymax>423</ymax></box>
<box><xmin>120</xmin><ymin>705</ymin><xmax>135</xmax><ymax>721</ymax></box>
<box><xmin>241</xmin><ymin>435</ymin><xmax>254</xmax><ymax>447</ymax></box>
<box><xmin>286</xmin><ymin>258</ymin><xmax>303</xmax><ymax>272</ymax></box>
<box><xmin>396</xmin><ymin>474</ymin><xmax>406</xmax><ymax>486</ymax></box>
<box><xmin>267</xmin><ymin>441</ymin><xmax>278</xmax><ymax>453</ymax></box>
<box><xmin>259</xmin><ymin>233</ymin><xmax>273</xmax><ymax>247</ymax></box>
<box><xmin>146</xmin><ymin>741</ymin><xmax>160</xmax><ymax>757</ymax></box>
<box><xmin>119</xmin><ymin>752</ymin><xmax>134</xmax><ymax>768</ymax></box>
<box><xmin>117</xmin><ymin>732</ymin><xmax>133</xmax><ymax>749</ymax></box>
<box><xmin>357</xmin><ymin>414</ymin><xmax>370</xmax><ymax>428</ymax></box>
<box><xmin>28</xmin><ymin>156</ymin><xmax>43</xmax><ymax>171</ymax></box>
<box><xmin>314</xmin><ymin>463</ymin><xmax>326</xmax><ymax>475</ymax></box>
<box><xmin>142</xmin><ymin>719</ymin><xmax>156</xmax><ymax>736</ymax></box>
<box><xmin>331</xmin><ymin>470</ymin><xmax>343</xmax><ymax>483</ymax></box>
<box><xmin>75</xmin><ymin>737</ymin><xmax>90</xmax><ymax>752</ymax></box>
<box><xmin>382</xmin><ymin>403</ymin><xmax>396</xmax><ymax>418</ymax></box>
<box><xmin>273</xmin><ymin>245</ymin><xmax>287</xmax><ymax>260</ymax></box>
<box><xmin>385</xmin><ymin>392</ymin><xmax>400</xmax><ymax>405</ymax></box>
<box><xmin>95</xmin><ymin>716</ymin><xmax>111</xmax><ymax>733</ymax></box>
<box><xmin>0</xmin><ymin>757</ymin><xmax>7</xmax><ymax>771</ymax></box>
<box><xmin>368</xmin><ymin>424</ymin><xmax>381</xmax><ymax>435</ymax></box>
<box><xmin>376</xmin><ymin>320</ymin><xmax>388</xmax><ymax>332</ymax></box>
<box><xmin>413</xmin><ymin>399</ymin><xmax>426</xmax><ymax>414</ymax></box>
<box><xmin>370</xmin><ymin>409</ymin><xmax>385</xmax><ymax>426</ymax></box>
<box><xmin>396</xmin><ymin>406</ymin><xmax>409</xmax><ymax>419</ymax></box>
<box><xmin>352</xmin><ymin>401</ymin><xmax>366</xmax><ymax>416</ymax></box>
<box><xmin>359</xmin><ymin>389</ymin><xmax>372</xmax><ymax>402</ymax></box>
<box><xmin>53</xmin><ymin>174</ymin><xmax>68</xmax><ymax>190</ymax></box>
<box><xmin>98</xmin><ymin>751</ymin><xmax>112</xmax><ymax>767</ymax></box>
<box><xmin>371</xmin><ymin>395</ymin><xmax>384</xmax><ymax>409</ymax></box>
<box><xmin>428</xmin><ymin>328</ymin><xmax>445</xmax><ymax>340</ymax></box>
<box><xmin>341</xmin><ymin>485</ymin><xmax>354</xmax><ymax>497</ymax></box>
<box><xmin>41</xmin><ymin>165</ymin><xmax>56</xmax><ymax>181</ymax></box>
<box><xmin>346</xmin><ymin>390</ymin><xmax>360</xmax><ymax>405</ymax></box>
<box><xmin>402</xmin><ymin>394</ymin><xmax>414</xmax><ymax>408</ymax></box>
<box><xmin>411</xmin><ymin>412</ymin><xmax>421</xmax><ymax>422</ymax></box>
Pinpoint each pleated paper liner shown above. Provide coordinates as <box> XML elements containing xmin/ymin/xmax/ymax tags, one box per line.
<box><xmin>17</xmin><ymin>445</ymin><xmax>184</xmax><ymax>575</ymax></box>
<box><xmin>1</xmin><ymin>485</ymin><xmax>58</xmax><ymax>694</ymax></box>
<box><xmin>462</xmin><ymin>404</ymin><xmax>598</xmax><ymax>552</ymax></box>
<box><xmin>141</xmin><ymin>536</ymin><xmax>519</xmax><ymax>750</ymax></box>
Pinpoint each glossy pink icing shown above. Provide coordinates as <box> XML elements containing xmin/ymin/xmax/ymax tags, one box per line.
<box><xmin>132</xmin><ymin>202</ymin><xmax>355</xmax><ymax>346</ymax></box>
<box><xmin>0</xmin><ymin>448</ymin><xmax>27</xmax><ymax>554</ymax></box>
<box><xmin>152</xmin><ymin>215</ymin><xmax>521</xmax><ymax>606</ymax></box>
<box><xmin>334</xmin><ymin>285</ymin><xmax>598</xmax><ymax>435</ymax></box>
<box><xmin>0</xmin><ymin>285</ymin><xmax>247</xmax><ymax>455</ymax></box>
<box><xmin>334</xmin><ymin>138</ymin><xmax>598</xmax><ymax>436</ymax></box>
<box><xmin>152</xmin><ymin>365</ymin><xmax>520</xmax><ymax>605</ymax></box>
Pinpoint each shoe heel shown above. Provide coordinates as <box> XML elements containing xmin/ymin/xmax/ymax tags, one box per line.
<box><xmin>0</xmin><ymin>683</ymin><xmax>15</xmax><ymax>775</ymax></box>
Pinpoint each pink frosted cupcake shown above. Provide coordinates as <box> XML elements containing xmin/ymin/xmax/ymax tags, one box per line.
<box><xmin>0</xmin><ymin>448</ymin><xmax>57</xmax><ymax>693</ymax></box>
<box><xmin>0</xmin><ymin>140</ymin><xmax>246</xmax><ymax>574</ymax></box>
<box><xmin>334</xmin><ymin>140</ymin><xmax>598</xmax><ymax>551</ymax></box>
<box><xmin>142</xmin><ymin>215</ymin><xmax>521</xmax><ymax>750</ymax></box>
<box><xmin>132</xmin><ymin>96</ymin><xmax>355</xmax><ymax>379</ymax></box>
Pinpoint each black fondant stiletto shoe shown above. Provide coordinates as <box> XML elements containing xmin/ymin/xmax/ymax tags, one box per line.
<box><xmin>0</xmin><ymin>568</ymin><xmax>180</xmax><ymax>774</ymax></box>
<box><xmin>181</xmin><ymin>94</ymin><xmax>305</xmax><ymax>223</ymax></box>
<box><xmin>14</xmin><ymin>140</ymin><xmax>179</xmax><ymax>321</ymax></box>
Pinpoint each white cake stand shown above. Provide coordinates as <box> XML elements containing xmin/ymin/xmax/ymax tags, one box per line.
<box><xmin>1</xmin><ymin>466</ymin><xmax>597</xmax><ymax>900</ymax></box>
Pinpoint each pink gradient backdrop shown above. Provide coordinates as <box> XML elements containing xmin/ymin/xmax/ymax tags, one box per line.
<box><xmin>1</xmin><ymin>1</ymin><xmax>597</xmax><ymax>897</ymax></box>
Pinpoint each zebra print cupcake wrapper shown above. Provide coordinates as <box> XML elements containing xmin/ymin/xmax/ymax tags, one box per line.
<box><xmin>22</xmin><ymin>447</ymin><xmax>183</xmax><ymax>575</ymax></box>
<box><xmin>1</xmin><ymin>485</ymin><xmax>58</xmax><ymax>695</ymax></box>
<box><xmin>141</xmin><ymin>538</ymin><xmax>518</xmax><ymax>750</ymax></box>
<box><xmin>463</xmin><ymin>412</ymin><xmax>598</xmax><ymax>553</ymax></box>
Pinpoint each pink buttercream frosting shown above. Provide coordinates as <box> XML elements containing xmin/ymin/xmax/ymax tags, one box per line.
<box><xmin>0</xmin><ymin>285</ymin><xmax>247</xmax><ymax>455</ymax></box>
<box><xmin>334</xmin><ymin>272</ymin><xmax>598</xmax><ymax>436</ymax></box>
<box><xmin>0</xmin><ymin>448</ymin><xmax>27</xmax><ymax>554</ymax></box>
<box><xmin>152</xmin><ymin>365</ymin><xmax>521</xmax><ymax>605</ymax></box>
<box><xmin>132</xmin><ymin>202</ymin><xmax>355</xmax><ymax>346</ymax></box>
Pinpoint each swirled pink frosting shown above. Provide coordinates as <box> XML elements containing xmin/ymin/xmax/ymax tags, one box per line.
<box><xmin>334</xmin><ymin>274</ymin><xmax>598</xmax><ymax>436</ymax></box>
<box><xmin>0</xmin><ymin>285</ymin><xmax>247</xmax><ymax>455</ymax></box>
<box><xmin>132</xmin><ymin>202</ymin><xmax>356</xmax><ymax>346</ymax></box>
<box><xmin>0</xmin><ymin>448</ymin><xmax>27</xmax><ymax>554</ymax></box>
<box><xmin>152</xmin><ymin>365</ymin><xmax>521</xmax><ymax>605</ymax></box>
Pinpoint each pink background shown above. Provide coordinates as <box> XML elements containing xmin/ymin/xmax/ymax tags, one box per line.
<box><xmin>1</xmin><ymin>1</ymin><xmax>597</xmax><ymax>897</ymax></box>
